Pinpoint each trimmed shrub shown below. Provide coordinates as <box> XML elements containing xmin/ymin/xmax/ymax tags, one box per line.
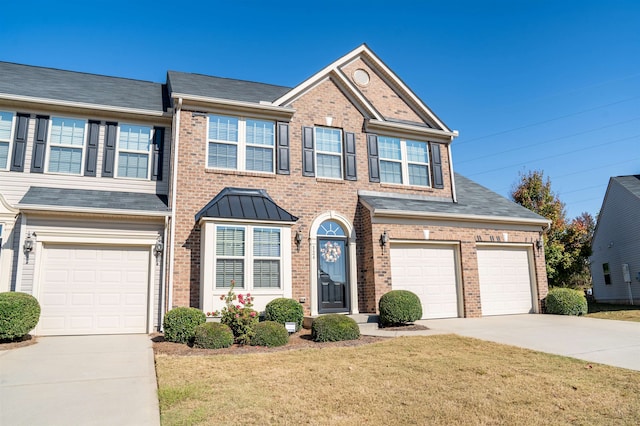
<box><xmin>193</xmin><ymin>322</ymin><xmax>234</xmax><ymax>349</ymax></box>
<box><xmin>379</xmin><ymin>290</ymin><xmax>423</xmax><ymax>327</ymax></box>
<box><xmin>163</xmin><ymin>307</ymin><xmax>206</xmax><ymax>344</ymax></box>
<box><xmin>264</xmin><ymin>298</ymin><xmax>304</xmax><ymax>332</ymax></box>
<box><xmin>251</xmin><ymin>321</ymin><xmax>289</xmax><ymax>347</ymax></box>
<box><xmin>0</xmin><ymin>292</ymin><xmax>41</xmax><ymax>341</ymax></box>
<box><xmin>545</xmin><ymin>287</ymin><xmax>588</xmax><ymax>316</ymax></box>
<box><xmin>311</xmin><ymin>314</ymin><xmax>360</xmax><ymax>342</ymax></box>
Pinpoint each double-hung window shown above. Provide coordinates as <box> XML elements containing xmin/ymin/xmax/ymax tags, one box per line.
<box><xmin>0</xmin><ymin>111</ymin><xmax>14</xmax><ymax>170</ymax></box>
<box><xmin>378</xmin><ymin>136</ymin><xmax>430</xmax><ymax>186</ymax></box>
<box><xmin>207</xmin><ymin>115</ymin><xmax>275</xmax><ymax>173</ymax></box>
<box><xmin>117</xmin><ymin>124</ymin><xmax>152</xmax><ymax>179</ymax></box>
<box><xmin>315</xmin><ymin>127</ymin><xmax>342</xmax><ymax>179</ymax></box>
<box><xmin>48</xmin><ymin>117</ymin><xmax>86</xmax><ymax>174</ymax></box>
<box><xmin>215</xmin><ymin>225</ymin><xmax>281</xmax><ymax>290</ymax></box>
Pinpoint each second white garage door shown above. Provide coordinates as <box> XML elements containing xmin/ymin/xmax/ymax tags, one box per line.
<box><xmin>477</xmin><ymin>246</ymin><xmax>534</xmax><ymax>316</ymax></box>
<box><xmin>37</xmin><ymin>244</ymin><xmax>150</xmax><ymax>336</ymax></box>
<box><xmin>390</xmin><ymin>244</ymin><xmax>460</xmax><ymax>319</ymax></box>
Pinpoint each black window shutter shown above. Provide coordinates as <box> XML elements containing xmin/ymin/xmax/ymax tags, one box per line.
<box><xmin>344</xmin><ymin>132</ymin><xmax>357</xmax><ymax>181</ymax></box>
<box><xmin>302</xmin><ymin>126</ymin><xmax>315</xmax><ymax>177</ymax></box>
<box><xmin>102</xmin><ymin>122</ymin><xmax>117</xmax><ymax>177</ymax></box>
<box><xmin>84</xmin><ymin>120</ymin><xmax>100</xmax><ymax>177</ymax></box>
<box><xmin>151</xmin><ymin>126</ymin><xmax>164</xmax><ymax>181</ymax></box>
<box><xmin>430</xmin><ymin>142</ymin><xmax>444</xmax><ymax>189</ymax></box>
<box><xmin>9</xmin><ymin>113</ymin><xmax>30</xmax><ymax>172</ymax></box>
<box><xmin>366</xmin><ymin>134</ymin><xmax>380</xmax><ymax>183</ymax></box>
<box><xmin>30</xmin><ymin>115</ymin><xmax>49</xmax><ymax>173</ymax></box>
<box><xmin>276</xmin><ymin>122</ymin><xmax>290</xmax><ymax>175</ymax></box>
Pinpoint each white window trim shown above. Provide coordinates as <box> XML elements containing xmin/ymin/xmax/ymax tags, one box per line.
<box><xmin>200</xmin><ymin>220</ymin><xmax>292</xmax><ymax>314</ymax></box>
<box><xmin>379</xmin><ymin>137</ymin><xmax>431</xmax><ymax>187</ymax></box>
<box><xmin>0</xmin><ymin>110</ymin><xmax>16</xmax><ymax>172</ymax></box>
<box><xmin>206</xmin><ymin>115</ymin><xmax>276</xmax><ymax>174</ymax></box>
<box><xmin>45</xmin><ymin>116</ymin><xmax>88</xmax><ymax>176</ymax></box>
<box><xmin>314</xmin><ymin>127</ymin><xmax>343</xmax><ymax>180</ymax></box>
<box><xmin>114</xmin><ymin>123</ymin><xmax>154</xmax><ymax>180</ymax></box>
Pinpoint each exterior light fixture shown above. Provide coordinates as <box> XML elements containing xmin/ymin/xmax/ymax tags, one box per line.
<box><xmin>380</xmin><ymin>230</ymin><xmax>389</xmax><ymax>252</ymax></box>
<box><xmin>23</xmin><ymin>232</ymin><xmax>35</xmax><ymax>264</ymax></box>
<box><xmin>536</xmin><ymin>239</ymin><xmax>543</xmax><ymax>251</ymax></box>
<box><xmin>295</xmin><ymin>229</ymin><xmax>303</xmax><ymax>252</ymax></box>
<box><xmin>154</xmin><ymin>238</ymin><xmax>164</xmax><ymax>257</ymax></box>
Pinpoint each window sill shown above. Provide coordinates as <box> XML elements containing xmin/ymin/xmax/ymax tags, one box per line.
<box><xmin>380</xmin><ymin>183</ymin><xmax>435</xmax><ymax>192</ymax></box>
<box><xmin>316</xmin><ymin>177</ymin><xmax>346</xmax><ymax>184</ymax></box>
<box><xmin>205</xmin><ymin>168</ymin><xmax>277</xmax><ymax>179</ymax></box>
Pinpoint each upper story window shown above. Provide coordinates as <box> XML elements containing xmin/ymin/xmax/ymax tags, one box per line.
<box><xmin>117</xmin><ymin>124</ymin><xmax>152</xmax><ymax>179</ymax></box>
<box><xmin>315</xmin><ymin>127</ymin><xmax>343</xmax><ymax>179</ymax></box>
<box><xmin>603</xmin><ymin>263</ymin><xmax>611</xmax><ymax>285</ymax></box>
<box><xmin>0</xmin><ymin>111</ymin><xmax>14</xmax><ymax>170</ymax></box>
<box><xmin>47</xmin><ymin>117</ymin><xmax>86</xmax><ymax>175</ymax></box>
<box><xmin>207</xmin><ymin>115</ymin><xmax>275</xmax><ymax>173</ymax></box>
<box><xmin>378</xmin><ymin>136</ymin><xmax>430</xmax><ymax>186</ymax></box>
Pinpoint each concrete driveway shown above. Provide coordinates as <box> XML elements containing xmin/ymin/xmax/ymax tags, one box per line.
<box><xmin>421</xmin><ymin>314</ymin><xmax>640</xmax><ymax>371</ymax></box>
<box><xmin>0</xmin><ymin>334</ymin><xmax>160</xmax><ymax>426</ymax></box>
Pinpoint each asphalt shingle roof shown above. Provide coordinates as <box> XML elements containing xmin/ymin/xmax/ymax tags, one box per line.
<box><xmin>167</xmin><ymin>71</ymin><xmax>291</xmax><ymax>104</ymax></box>
<box><xmin>613</xmin><ymin>175</ymin><xmax>640</xmax><ymax>198</ymax></box>
<box><xmin>359</xmin><ymin>173</ymin><xmax>548</xmax><ymax>223</ymax></box>
<box><xmin>19</xmin><ymin>187</ymin><xmax>169</xmax><ymax>213</ymax></box>
<box><xmin>195</xmin><ymin>188</ymin><xmax>298</xmax><ymax>222</ymax></box>
<box><xmin>0</xmin><ymin>62</ymin><xmax>168</xmax><ymax>112</ymax></box>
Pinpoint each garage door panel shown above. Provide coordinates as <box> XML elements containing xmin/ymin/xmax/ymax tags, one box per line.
<box><xmin>38</xmin><ymin>245</ymin><xmax>150</xmax><ymax>336</ymax></box>
<box><xmin>391</xmin><ymin>244</ymin><xmax>459</xmax><ymax>320</ymax></box>
<box><xmin>478</xmin><ymin>247</ymin><xmax>534</xmax><ymax>316</ymax></box>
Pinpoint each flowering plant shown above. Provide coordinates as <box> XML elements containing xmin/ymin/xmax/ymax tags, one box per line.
<box><xmin>214</xmin><ymin>281</ymin><xmax>258</xmax><ymax>345</ymax></box>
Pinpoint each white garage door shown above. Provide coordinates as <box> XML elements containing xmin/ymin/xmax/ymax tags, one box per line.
<box><xmin>390</xmin><ymin>244</ymin><xmax>460</xmax><ymax>319</ymax></box>
<box><xmin>38</xmin><ymin>245</ymin><xmax>150</xmax><ymax>336</ymax></box>
<box><xmin>477</xmin><ymin>247</ymin><xmax>534</xmax><ymax>316</ymax></box>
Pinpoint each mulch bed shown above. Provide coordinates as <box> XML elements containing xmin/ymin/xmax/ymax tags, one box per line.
<box><xmin>0</xmin><ymin>334</ymin><xmax>37</xmax><ymax>351</ymax></box>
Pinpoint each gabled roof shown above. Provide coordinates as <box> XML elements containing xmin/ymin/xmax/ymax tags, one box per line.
<box><xmin>195</xmin><ymin>188</ymin><xmax>298</xmax><ymax>223</ymax></box>
<box><xmin>18</xmin><ymin>187</ymin><xmax>169</xmax><ymax>216</ymax></box>
<box><xmin>612</xmin><ymin>175</ymin><xmax>640</xmax><ymax>199</ymax></box>
<box><xmin>167</xmin><ymin>71</ymin><xmax>291</xmax><ymax>104</ymax></box>
<box><xmin>359</xmin><ymin>173</ymin><xmax>550</xmax><ymax>227</ymax></box>
<box><xmin>0</xmin><ymin>62</ymin><xmax>169</xmax><ymax>114</ymax></box>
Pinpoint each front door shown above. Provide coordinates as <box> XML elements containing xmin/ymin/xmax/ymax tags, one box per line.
<box><xmin>317</xmin><ymin>220</ymin><xmax>349</xmax><ymax>313</ymax></box>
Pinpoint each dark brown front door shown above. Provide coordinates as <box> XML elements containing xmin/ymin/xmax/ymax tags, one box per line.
<box><xmin>318</xmin><ymin>238</ymin><xmax>349</xmax><ymax>312</ymax></box>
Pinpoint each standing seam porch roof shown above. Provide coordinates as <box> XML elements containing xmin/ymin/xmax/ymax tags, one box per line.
<box><xmin>195</xmin><ymin>188</ymin><xmax>298</xmax><ymax>223</ymax></box>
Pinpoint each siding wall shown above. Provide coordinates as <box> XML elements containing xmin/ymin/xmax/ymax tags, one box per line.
<box><xmin>590</xmin><ymin>180</ymin><xmax>640</xmax><ymax>304</ymax></box>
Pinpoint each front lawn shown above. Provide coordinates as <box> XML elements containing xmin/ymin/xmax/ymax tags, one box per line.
<box><xmin>156</xmin><ymin>335</ymin><xmax>640</xmax><ymax>425</ymax></box>
<box><xmin>587</xmin><ymin>302</ymin><xmax>640</xmax><ymax>322</ymax></box>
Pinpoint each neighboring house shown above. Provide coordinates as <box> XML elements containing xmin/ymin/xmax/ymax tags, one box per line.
<box><xmin>0</xmin><ymin>62</ymin><xmax>171</xmax><ymax>336</ymax></box>
<box><xmin>590</xmin><ymin>175</ymin><xmax>640</xmax><ymax>305</ymax></box>
<box><xmin>167</xmin><ymin>44</ymin><xmax>551</xmax><ymax>320</ymax></box>
<box><xmin>0</xmin><ymin>45</ymin><xmax>552</xmax><ymax>337</ymax></box>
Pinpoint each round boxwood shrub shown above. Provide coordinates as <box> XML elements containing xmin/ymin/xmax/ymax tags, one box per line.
<box><xmin>0</xmin><ymin>292</ymin><xmax>41</xmax><ymax>341</ymax></box>
<box><xmin>379</xmin><ymin>290</ymin><xmax>423</xmax><ymax>327</ymax></box>
<box><xmin>251</xmin><ymin>321</ymin><xmax>289</xmax><ymax>347</ymax></box>
<box><xmin>264</xmin><ymin>298</ymin><xmax>304</xmax><ymax>332</ymax></box>
<box><xmin>311</xmin><ymin>314</ymin><xmax>360</xmax><ymax>342</ymax></box>
<box><xmin>193</xmin><ymin>322</ymin><xmax>234</xmax><ymax>349</ymax></box>
<box><xmin>545</xmin><ymin>287</ymin><xmax>587</xmax><ymax>316</ymax></box>
<box><xmin>163</xmin><ymin>307</ymin><xmax>206</xmax><ymax>344</ymax></box>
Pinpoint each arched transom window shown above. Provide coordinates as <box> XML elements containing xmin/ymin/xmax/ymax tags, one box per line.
<box><xmin>317</xmin><ymin>220</ymin><xmax>346</xmax><ymax>237</ymax></box>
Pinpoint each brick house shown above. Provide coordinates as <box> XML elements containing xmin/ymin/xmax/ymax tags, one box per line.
<box><xmin>166</xmin><ymin>44</ymin><xmax>550</xmax><ymax>319</ymax></box>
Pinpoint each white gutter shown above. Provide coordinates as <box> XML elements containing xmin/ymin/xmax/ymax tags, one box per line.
<box><xmin>16</xmin><ymin>205</ymin><xmax>170</xmax><ymax>217</ymax></box>
<box><xmin>172</xmin><ymin>92</ymin><xmax>295</xmax><ymax>118</ymax></box>
<box><xmin>448</xmin><ymin>139</ymin><xmax>457</xmax><ymax>203</ymax></box>
<box><xmin>0</xmin><ymin>93</ymin><xmax>168</xmax><ymax>118</ymax></box>
<box><xmin>167</xmin><ymin>97</ymin><xmax>182</xmax><ymax>313</ymax></box>
<box><xmin>370</xmin><ymin>207</ymin><xmax>551</xmax><ymax>227</ymax></box>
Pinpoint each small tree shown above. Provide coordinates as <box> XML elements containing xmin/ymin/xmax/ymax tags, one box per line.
<box><xmin>215</xmin><ymin>282</ymin><xmax>258</xmax><ymax>345</ymax></box>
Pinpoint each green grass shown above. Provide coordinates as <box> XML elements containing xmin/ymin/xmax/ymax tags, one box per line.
<box><xmin>156</xmin><ymin>335</ymin><xmax>640</xmax><ymax>425</ymax></box>
<box><xmin>587</xmin><ymin>302</ymin><xmax>640</xmax><ymax>322</ymax></box>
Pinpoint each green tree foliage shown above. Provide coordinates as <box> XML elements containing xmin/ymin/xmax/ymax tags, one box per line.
<box><xmin>511</xmin><ymin>170</ymin><xmax>595</xmax><ymax>288</ymax></box>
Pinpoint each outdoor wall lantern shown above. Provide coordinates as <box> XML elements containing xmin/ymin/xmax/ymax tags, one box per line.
<box><xmin>380</xmin><ymin>230</ymin><xmax>389</xmax><ymax>252</ymax></box>
<box><xmin>295</xmin><ymin>229</ymin><xmax>303</xmax><ymax>252</ymax></box>
<box><xmin>23</xmin><ymin>232</ymin><xmax>35</xmax><ymax>263</ymax></box>
<box><xmin>536</xmin><ymin>239</ymin><xmax>543</xmax><ymax>251</ymax></box>
<box><xmin>154</xmin><ymin>237</ymin><xmax>164</xmax><ymax>265</ymax></box>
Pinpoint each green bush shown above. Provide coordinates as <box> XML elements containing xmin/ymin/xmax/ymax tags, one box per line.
<box><xmin>379</xmin><ymin>290</ymin><xmax>423</xmax><ymax>327</ymax></box>
<box><xmin>251</xmin><ymin>321</ymin><xmax>289</xmax><ymax>347</ymax></box>
<box><xmin>264</xmin><ymin>298</ymin><xmax>304</xmax><ymax>332</ymax></box>
<box><xmin>193</xmin><ymin>322</ymin><xmax>234</xmax><ymax>349</ymax></box>
<box><xmin>163</xmin><ymin>307</ymin><xmax>206</xmax><ymax>344</ymax></box>
<box><xmin>545</xmin><ymin>287</ymin><xmax>587</xmax><ymax>316</ymax></box>
<box><xmin>0</xmin><ymin>292</ymin><xmax>41</xmax><ymax>341</ymax></box>
<box><xmin>311</xmin><ymin>314</ymin><xmax>360</xmax><ymax>342</ymax></box>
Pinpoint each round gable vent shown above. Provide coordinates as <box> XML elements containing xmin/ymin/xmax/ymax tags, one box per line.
<box><xmin>353</xmin><ymin>69</ymin><xmax>370</xmax><ymax>87</ymax></box>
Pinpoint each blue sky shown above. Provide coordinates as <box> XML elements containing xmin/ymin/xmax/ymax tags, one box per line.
<box><xmin>1</xmin><ymin>0</ymin><xmax>638</xmax><ymax>219</ymax></box>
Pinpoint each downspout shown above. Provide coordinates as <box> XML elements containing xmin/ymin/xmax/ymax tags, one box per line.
<box><xmin>448</xmin><ymin>135</ymin><xmax>457</xmax><ymax>203</ymax></box>
<box><xmin>166</xmin><ymin>97</ymin><xmax>182</xmax><ymax>316</ymax></box>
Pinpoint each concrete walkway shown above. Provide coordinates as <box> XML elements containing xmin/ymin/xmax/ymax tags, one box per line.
<box><xmin>0</xmin><ymin>334</ymin><xmax>160</xmax><ymax>426</ymax></box>
<box><xmin>359</xmin><ymin>314</ymin><xmax>640</xmax><ymax>371</ymax></box>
